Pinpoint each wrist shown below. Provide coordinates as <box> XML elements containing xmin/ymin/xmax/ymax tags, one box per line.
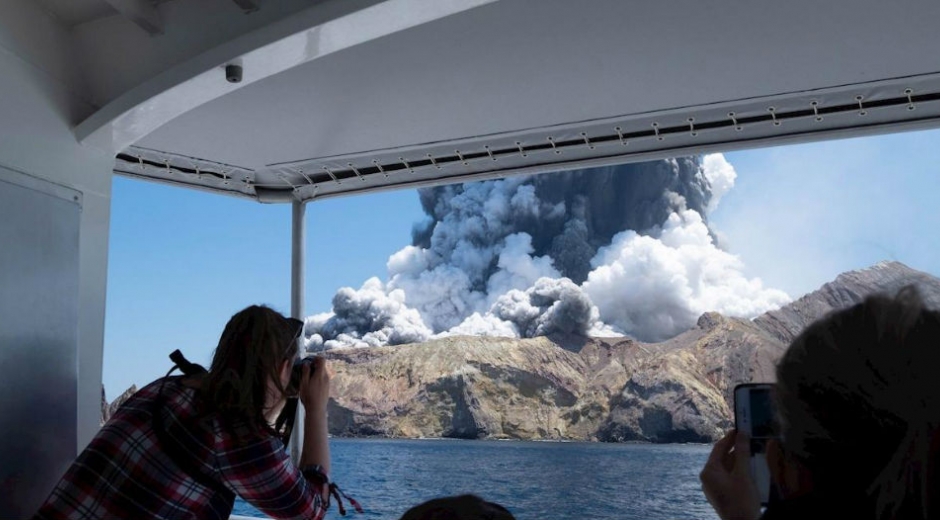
<box><xmin>303</xmin><ymin>403</ymin><xmax>328</xmax><ymax>418</ymax></box>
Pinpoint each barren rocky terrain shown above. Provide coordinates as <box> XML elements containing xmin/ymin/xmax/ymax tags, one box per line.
<box><xmin>101</xmin><ymin>262</ymin><xmax>940</xmax><ymax>443</ymax></box>
<box><xmin>321</xmin><ymin>262</ymin><xmax>940</xmax><ymax>442</ymax></box>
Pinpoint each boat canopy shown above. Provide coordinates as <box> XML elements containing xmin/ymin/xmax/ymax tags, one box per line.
<box><xmin>64</xmin><ymin>0</ymin><xmax>940</xmax><ymax>202</ymax></box>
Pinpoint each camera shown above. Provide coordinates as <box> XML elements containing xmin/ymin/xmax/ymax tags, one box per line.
<box><xmin>225</xmin><ymin>64</ymin><xmax>243</xmax><ymax>83</ymax></box>
<box><xmin>286</xmin><ymin>356</ymin><xmax>316</xmax><ymax>397</ymax></box>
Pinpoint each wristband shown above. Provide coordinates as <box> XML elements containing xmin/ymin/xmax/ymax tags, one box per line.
<box><xmin>299</xmin><ymin>464</ymin><xmax>362</xmax><ymax>516</ymax></box>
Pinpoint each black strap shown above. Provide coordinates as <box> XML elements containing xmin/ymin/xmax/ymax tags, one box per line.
<box><xmin>169</xmin><ymin>349</ymin><xmax>206</xmax><ymax>377</ymax></box>
<box><xmin>152</xmin><ymin>350</ymin><xmax>235</xmax><ymax>499</ymax></box>
<box><xmin>273</xmin><ymin>397</ymin><xmax>299</xmax><ymax>446</ymax></box>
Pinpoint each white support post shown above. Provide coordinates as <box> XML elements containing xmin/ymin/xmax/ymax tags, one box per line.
<box><xmin>288</xmin><ymin>200</ymin><xmax>306</xmax><ymax>464</ymax></box>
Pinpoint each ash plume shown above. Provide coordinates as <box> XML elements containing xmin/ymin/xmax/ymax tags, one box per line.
<box><xmin>305</xmin><ymin>154</ymin><xmax>789</xmax><ymax>349</ymax></box>
<box><xmin>412</xmin><ymin>157</ymin><xmax>712</xmax><ymax>285</ymax></box>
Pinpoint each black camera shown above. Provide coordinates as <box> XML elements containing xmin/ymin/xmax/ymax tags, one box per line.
<box><xmin>286</xmin><ymin>356</ymin><xmax>316</xmax><ymax>397</ymax></box>
<box><xmin>225</xmin><ymin>64</ymin><xmax>243</xmax><ymax>83</ymax></box>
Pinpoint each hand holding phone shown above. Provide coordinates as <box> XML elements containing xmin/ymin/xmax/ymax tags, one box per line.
<box><xmin>700</xmin><ymin>430</ymin><xmax>761</xmax><ymax>520</ymax></box>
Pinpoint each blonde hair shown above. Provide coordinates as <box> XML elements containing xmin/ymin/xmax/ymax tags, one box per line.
<box><xmin>775</xmin><ymin>287</ymin><xmax>940</xmax><ymax>519</ymax></box>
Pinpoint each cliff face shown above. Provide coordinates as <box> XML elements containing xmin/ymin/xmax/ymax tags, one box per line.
<box><xmin>322</xmin><ymin>262</ymin><xmax>940</xmax><ymax>442</ymax></box>
<box><xmin>323</xmin><ymin>314</ymin><xmax>784</xmax><ymax>443</ymax></box>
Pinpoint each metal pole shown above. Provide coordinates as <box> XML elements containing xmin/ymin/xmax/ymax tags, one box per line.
<box><xmin>289</xmin><ymin>200</ymin><xmax>306</xmax><ymax>464</ymax></box>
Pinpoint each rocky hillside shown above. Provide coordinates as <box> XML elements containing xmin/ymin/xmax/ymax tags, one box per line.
<box><xmin>322</xmin><ymin>262</ymin><xmax>940</xmax><ymax>443</ymax></box>
<box><xmin>100</xmin><ymin>384</ymin><xmax>138</xmax><ymax>425</ymax></box>
<box><xmin>754</xmin><ymin>261</ymin><xmax>940</xmax><ymax>343</ymax></box>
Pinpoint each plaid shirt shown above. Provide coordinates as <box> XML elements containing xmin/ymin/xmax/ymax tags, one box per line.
<box><xmin>33</xmin><ymin>377</ymin><xmax>328</xmax><ymax>520</ymax></box>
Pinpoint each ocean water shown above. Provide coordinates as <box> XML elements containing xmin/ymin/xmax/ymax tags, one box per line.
<box><xmin>233</xmin><ymin>438</ymin><xmax>719</xmax><ymax>520</ymax></box>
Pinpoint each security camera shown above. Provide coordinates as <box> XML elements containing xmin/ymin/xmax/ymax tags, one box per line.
<box><xmin>225</xmin><ymin>64</ymin><xmax>243</xmax><ymax>84</ymax></box>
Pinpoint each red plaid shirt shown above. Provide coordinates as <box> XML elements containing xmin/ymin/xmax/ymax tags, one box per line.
<box><xmin>33</xmin><ymin>377</ymin><xmax>328</xmax><ymax>520</ymax></box>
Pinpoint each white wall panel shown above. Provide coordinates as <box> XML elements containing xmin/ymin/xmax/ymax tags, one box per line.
<box><xmin>0</xmin><ymin>168</ymin><xmax>81</xmax><ymax>518</ymax></box>
<box><xmin>0</xmin><ymin>5</ymin><xmax>115</xmax><ymax>511</ymax></box>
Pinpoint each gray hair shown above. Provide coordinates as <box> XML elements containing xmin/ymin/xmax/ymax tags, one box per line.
<box><xmin>775</xmin><ymin>286</ymin><xmax>940</xmax><ymax>519</ymax></box>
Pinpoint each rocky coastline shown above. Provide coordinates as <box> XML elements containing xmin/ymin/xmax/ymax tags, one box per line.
<box><xmin>101</xmin><ymin>261</ymin><xmax>940</xmax><ymax>444</ymax></box>
<box><xmin>321</xmin><ymin>261</ymin><xmax>940</xmax><ymax>443</ymax></box>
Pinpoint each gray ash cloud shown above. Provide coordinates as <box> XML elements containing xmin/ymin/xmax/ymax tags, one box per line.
<box><xmin>304</xmin><ymin>155</ymin><xmax>788</xmax><ymax>349</ymax></box>
<box><xmin>412</xmin><ymin>157</ymin><xmax>711</xmax><ymax>285</ymax></box>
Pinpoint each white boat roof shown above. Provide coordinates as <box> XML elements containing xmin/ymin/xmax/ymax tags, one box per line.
<box><xmin>43</xmin><ymin>0</ymin><xmax>940</xmax><ymax>203</ymax></box>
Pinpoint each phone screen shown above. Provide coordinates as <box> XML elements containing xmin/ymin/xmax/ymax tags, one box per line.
<box><xmin>750</xmin><ymin>388</ymin><xmax>774</xmax><ymax>438</ymax></box>
<box><xmin>734</xmin><ymin>384</ymin><xmax>777</xmax><ymax>506</ymax></box>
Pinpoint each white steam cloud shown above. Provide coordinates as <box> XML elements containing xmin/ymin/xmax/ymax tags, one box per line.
<box><xmin>304</xmin><ymin>154</ymin><xmax>789</xmax><ymax>350</ymax></box>
<box><xmin>583</xmin><ymin>207</ymin><xmax>789</xmax><ymax>341</ymax></box>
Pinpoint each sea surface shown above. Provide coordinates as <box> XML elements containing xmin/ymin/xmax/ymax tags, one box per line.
<box><xmin>233</xmin><ymin>438</ymin><xmax>718</xmax><ymax>520</ymax></box>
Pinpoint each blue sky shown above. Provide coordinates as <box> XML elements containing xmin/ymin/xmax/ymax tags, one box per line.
<box><xmin>102</xmin><ymin>129</ymin><xmax>940</xmax><ymax>397</ymax></box>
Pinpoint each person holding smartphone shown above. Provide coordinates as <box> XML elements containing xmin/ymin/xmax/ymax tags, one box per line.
<box><xmin>701</xmin><ymin>287</ymin><xmax>940</xmax><ymax>520</ymax></box>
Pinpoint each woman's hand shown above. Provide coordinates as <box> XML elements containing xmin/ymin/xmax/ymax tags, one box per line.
<box><xmin>700</xmin><ymin>430</ymin><xmax>761</xmax><ymax>520</ymax></box>
<box><xmin>299</xmin><ymin>357</ymin><xmax>331</xmax><ymax>414</ymax></box>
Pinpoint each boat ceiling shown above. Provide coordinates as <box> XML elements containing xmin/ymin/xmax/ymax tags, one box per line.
<box><xmin>35</xmin><ymin>0</ymin><xmax>178</xmax><ymax>31</ymax></box>
<box><xmin>81</xmin><ymin>0</ymin><xmax>940</xmax><ymax>203</ymax></box>
<box><xmin>34</xmin><ymin>0</ymin><xmax>116</xmax><ymax>27</ymax></box>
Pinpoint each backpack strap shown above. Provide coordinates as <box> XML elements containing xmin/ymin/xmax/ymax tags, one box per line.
<box><xmin>151</xmin><ymin>350</ymin><xmax>235</xmax><ymax>500</ymax></box>
<box><xmin>169</xmin><ymin>349</ymin><xmax>207</xmax><ymax>377</ymax></box>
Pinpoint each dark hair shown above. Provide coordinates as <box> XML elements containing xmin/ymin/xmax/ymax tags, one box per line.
<box><xmin>399</xmin><ymin>495</ymin><xmax>515</xmax><ymax>520</ymax></box>
<box><xmin>201</xmin><ymin>305</ymin><xmax>299</xmax><ymax>437</ymax></box>
<box><xmin>775</xmin><ymin>287</ymin><xmax>940</xmax><ymax>519</ymax></box>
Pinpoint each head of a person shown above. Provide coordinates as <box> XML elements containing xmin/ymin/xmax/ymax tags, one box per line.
<box><xmin>202</xmin><ymin>305</ymin><xmax>302</xmax><ymax>435</ymax></box>
<box><xmin>770</xmin><ymin>287</ymin><xmax>940</xmax><ymax>518</ymax></box>
<box><xmin>398</xmin><ymin>495</ymin><xmax>515</xmax><ymax>520</ymax></box>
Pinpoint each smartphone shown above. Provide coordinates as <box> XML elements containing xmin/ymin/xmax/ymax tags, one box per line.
<box><xmin>733</xmin><ymin>383</ymin><xmax>778</xmax><ymax>506</ymax></box>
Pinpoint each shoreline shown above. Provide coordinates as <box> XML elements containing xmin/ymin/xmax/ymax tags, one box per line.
<box><xmin>328</xmin><ymin>435</ymin><xmax>712</xmax><ymax>446</ymax></box>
